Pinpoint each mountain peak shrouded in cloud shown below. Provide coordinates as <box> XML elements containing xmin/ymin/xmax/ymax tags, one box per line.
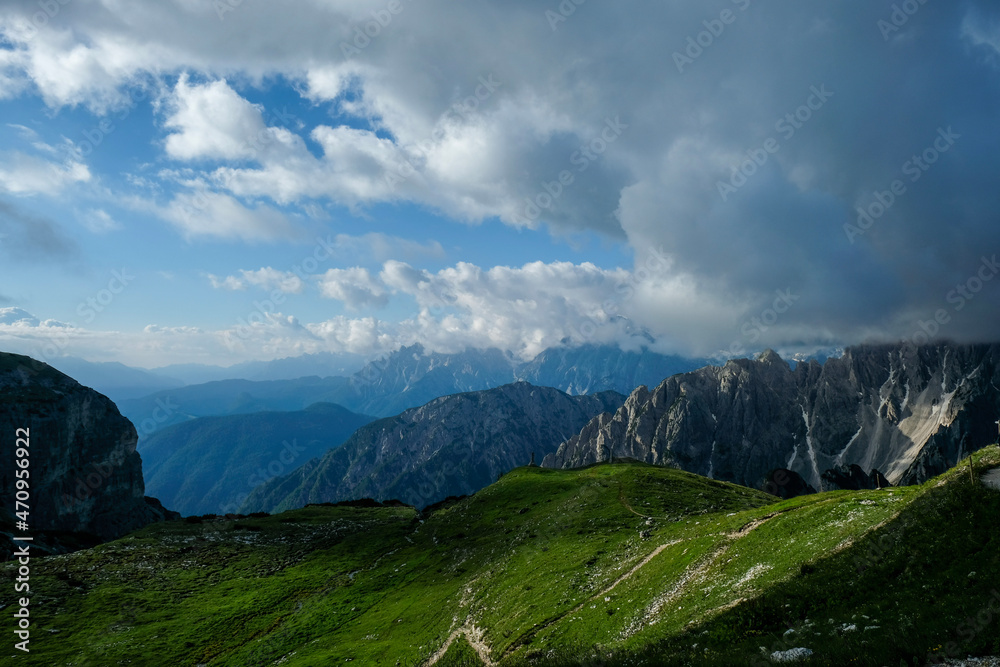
<box><xmin>1</xmin><ymin>1</ymin><xmax>998</xmax><ymax>367</ymax></box>
<box><xmin>0</xmin><ymin>307</ymin><xmax>39</xmax><ymax>327</ymax></box>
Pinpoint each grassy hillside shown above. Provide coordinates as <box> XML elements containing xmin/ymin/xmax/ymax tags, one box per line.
<box><xmin>3</xmin><ymin>447</ymin><xmax>999</xmax><ymax>666</ymax></box>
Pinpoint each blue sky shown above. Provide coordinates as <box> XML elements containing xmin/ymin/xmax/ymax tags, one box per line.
<box><xmin>1</xmin><ymin>1</ymin><xmax>999</xmax><ymax>368</ymax></box>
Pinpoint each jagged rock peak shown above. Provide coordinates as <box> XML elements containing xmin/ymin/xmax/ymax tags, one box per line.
<box><xmin>241</xmin><ymin>382</ymin><xmax>626</xmax><ymax>513</ymax></box>
<box><xmin>757</xmin><ymin>349</ymin><xmax>787</xmax><ymax>367</ymax></box>
<box><xmin>544</xmin><ymin>341</ymin><xmax>1000</xmax><ymax>495</ymax></box>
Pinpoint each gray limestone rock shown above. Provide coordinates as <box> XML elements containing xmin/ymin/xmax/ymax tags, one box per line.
<box><xmin>544</xmin><ymin>343</ymin><xmax>1000</xmax><ymax>493</ymax></box>
<box><xmin>0</xmin><ymin>352</ymin><xmax>177</xmax><ymax>553</ymax></box>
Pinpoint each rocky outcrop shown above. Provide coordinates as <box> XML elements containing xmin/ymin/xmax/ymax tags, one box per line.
<box><xmin>759</xmin><ymin>468</ymin><xmax>816</xmax><ymax>499</ymax></box>
<box><xmin>0</xmin><ymin>352</ymin><xmax>177</xmax><ymax>555</ymax></box>
<box><xmin>821</xmin><ymin>464</ymin><xmax>890</xmax><ymax>491</ymax></box>
<box><xmin>241</xmin><ymin>381</ymin><xmax>625</xmax><ymax>512</ymax></box>
<box><xmin>544</xmin><ymin>343</ymin><xmax>1000</xmax><ymax>492</ymax></box>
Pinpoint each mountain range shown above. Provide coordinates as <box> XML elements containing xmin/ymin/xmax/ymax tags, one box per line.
<box><xmin>117</xmin><ymin>343</ymin><xmax>705</xmax><ymax>436</ymax></box>
<box><xmin>544</xmin><ymin>342</ymin><xmax>1000</xmax><ymax>493</ymax></box>
<box><xmin>136</xmin><ymin>341</ymin><xmax>1000</xmax><ymax>517</ymax></box>
<box><xmin>240</xmin><ymin>382</ymin><xmax>625</xmax><ymax>512</ymax></box>
<box><xmin>45</xmin><ymin>356</ymin><xmax>185</xmax><ymax>403</ymax></box>
<box><xmin>139</xmin><ymin>403</ymin><xmax>375</xmax><ymax>517</ymax></box>
<box><xmin>148</xmin><ymin>350</ymin><xmax>368</xmax><ymax>385</ymax></box>
<box><xmin>4</xmin><ymin>342</ymin><xmax>1000</xmax><ymax>663</ymax></box>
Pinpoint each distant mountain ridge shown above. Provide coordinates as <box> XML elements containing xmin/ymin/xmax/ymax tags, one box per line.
<box><xmin>119</xmin><ymin>375</ymin><xmax>354</xmax><ymax>436</ymax></box>
<box><xmin>544</xmin><ymin>342</ymin><xmax>1000</xmax><ymax>492</ymax></box>
<box><xmin>139</xmin><ymin>403</ymin><xmax>375</xmax><ymax>516</ymax></box>
<box><xmin>518</xmin><ymin>344</ymin><xmax>706</xmax><ymax>397</ymax></box>
<box><xmin>240</xmin><ymin>382</ymin><xmax>626</xmax><ymax>512</ymax></box>
<box><xmin>45</xmin><ymin>357</ymin><xmax>184</xmax><ymax>403</ymax></box>
<box><xmin>150</xmin><ymin>351</ymin><xmax>367</xmax><ymax>385</ymax></box>
<box><xmin>347</xmin><ymin>345</ymin><xmax>517</xmax><ymax>417</ymax></box>
<box><xmin>118</xmin><ymin>343</ymin><xmax>705</xmax><ymax>435</ymax></box>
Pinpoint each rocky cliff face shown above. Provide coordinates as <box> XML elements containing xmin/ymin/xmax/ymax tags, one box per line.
<box><xmin>543</xmin><ymin>343</ymin><xmax>1000</xmax><ymax>492</ymax></box>
<box><xmin>0</xmin><ymin>353</ymin><xmax>176</xmax><ymax>554</ymax></box>
<box><xmin>241</xmin><ymin>382</ymin><xmax>625</xmax><ymax>512</ymax></box>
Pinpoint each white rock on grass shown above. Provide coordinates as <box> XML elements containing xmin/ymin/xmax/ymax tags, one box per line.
<box><xmin>771</xmin><ymin>647</ymin><xmax>814</xmax><ymax>662</ymax></box>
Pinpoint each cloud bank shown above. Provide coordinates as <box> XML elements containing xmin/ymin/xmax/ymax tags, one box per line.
<box><xmin>1</xmin><ymin>0</ymin><xmax>998</xmax><ymax>362</ymax></box>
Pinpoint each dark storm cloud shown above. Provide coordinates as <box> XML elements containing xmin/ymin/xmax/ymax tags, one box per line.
<box><xmin>1</xmin><ymin>0</ymin><xmax>998</xmax><ymax>353</ymax></box>
<box><xmin>0</xmin><ymin>199</ymin><xmax>79</xmax><ymax>262</ymax></box>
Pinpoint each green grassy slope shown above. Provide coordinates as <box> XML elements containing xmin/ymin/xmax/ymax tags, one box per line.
<box><xmin>3</xmin><ymin>447</ymin><xmax>999</xmax><ymax>666</ymax></box>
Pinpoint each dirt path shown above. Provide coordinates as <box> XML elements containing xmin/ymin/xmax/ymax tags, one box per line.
<box><xmin>626</xmin><ymin>542</ymin><xmax>729</xmax><ymax>634</ymax></box>
<box><xmin>727</xmin><ymin>513</ymin><xmax>777</xmax><ymax>538</ymax></box>
<box><xmin>430</xmin><ymin>491</ymin><xmax>789</xmax><ymax>664</ymax></box>
<box><xmin>621</xmin><ymin>511</ymin><xmax>786</xmax><ymax>639</ymax></box>
<box><xmin>502</xmin><ymin>509</ymin><xmax>786</xmax><ymax>658</ymax></box>
<box><xmin>495</xmin><ymin>538</ymin><xmax>687</xmax><ymax>661</ymax></box>
<box><xmin>617</xmin><ymin>483</ymin><xmax>683</xmax><ymax>520</ymax></box>
<box><xmin>424</xmin><ymin>624</ymin><xmax>494</xmax><ymax>666</ymax></box>
<box><xmin>579</xmin><ymin>539</ymin><xmax>684</xmax><ymax>612</ymax></box>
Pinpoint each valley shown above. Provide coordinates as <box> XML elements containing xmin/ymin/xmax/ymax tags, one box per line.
<box><xmin>3</xmin><ymin>344</ymin><xmax>1000</xmax><ymax>665</ymax></box>
<box><xmin>3</xmin><ymin>447</ymin><xmax>998</xmax><ymax>665</ymax></box>
<box><xmin>2</xmin><ymin>3</ymin><xmax>997</xmax><ymax>664</ymax></box>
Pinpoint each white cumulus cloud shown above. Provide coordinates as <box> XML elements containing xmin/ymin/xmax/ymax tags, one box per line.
<box><xmin>0</xmin><ymin>150</ymin><xmax>90</xmax><ymax>196</ymax></box>
<box><xmin>164</xmin><ymin>75</ymin><xmax>271</xmax><ymax>162</ymax></box>
<box><xmin>207</xmin><ymin>267</ymin><xmax>304</xmax><ymax>294</ymax></box>
<box><xmin>316</xmin><ymin>267</ymin><xmax>388</xmax><ymax>309</ymax></box>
